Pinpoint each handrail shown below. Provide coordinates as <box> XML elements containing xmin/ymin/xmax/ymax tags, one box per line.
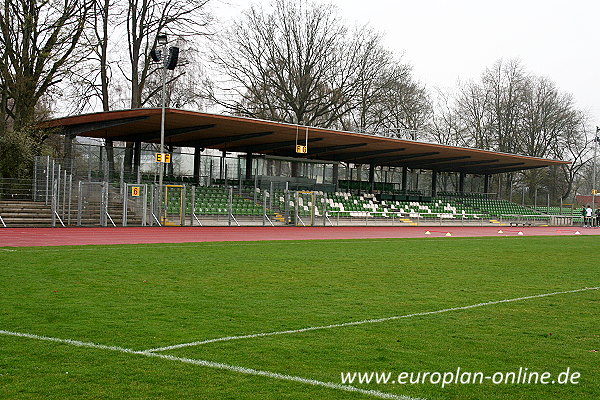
<box><xmin>106</xmin><ymin>212</ymin><xmax>116</xmax><ymax>227</ymax></box>
<box><xmin>192</xmin><ymin>212</ymin><xmax>203</xmax><ymax>226</ymax></box>
<box><xmin>54</xmin><ymin>211</ymin><xmax>66</xmax><ymax>227</ymax></box>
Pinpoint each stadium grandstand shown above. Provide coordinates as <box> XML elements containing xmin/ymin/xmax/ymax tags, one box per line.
<box><xmin>0</xmin><ymin>108</ymin><xmax>585</xmax><ymax>228</ymax></box>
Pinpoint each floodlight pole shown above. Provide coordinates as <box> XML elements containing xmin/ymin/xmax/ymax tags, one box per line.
<box><xmin>593</xmin><ymin>127</ymin><xmax>599</xmax><ymax>222</ymax></box>
<box><xmin>158</xmin><ymin>35</ymin><xmax>168</xmax><ymax>223</ymax></box>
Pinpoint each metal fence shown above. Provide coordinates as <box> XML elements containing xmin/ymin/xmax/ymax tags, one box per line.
<box><xmin>0</xmin><ymin>156</ymin><xmax>583</xmax><ymax>228</ymax></box>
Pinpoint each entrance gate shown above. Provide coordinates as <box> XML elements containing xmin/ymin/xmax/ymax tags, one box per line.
<box><xmin>163</xmin><ymin>185</ymin><xmax>185</xmax><ymax>226</ymax></box>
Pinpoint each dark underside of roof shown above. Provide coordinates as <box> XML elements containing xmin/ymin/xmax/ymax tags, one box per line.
<box><xmin>43</xmin><ymin>108</ymin><xmax>569</xmax><ymax>175</ymax></box>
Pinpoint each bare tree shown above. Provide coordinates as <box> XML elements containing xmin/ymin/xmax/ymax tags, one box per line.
<box><xmin>369</xmin><ymin>64</ymin><xmax>431</xmax><ymax>138</ymax></box>
<box><xmin>339</xmin><ymin>29</ymin><xmax>393</xmax><ymax>132</ymax></box>
<box><xmin>210</xmin><ymin>0</ymin><xmax>377</xmax><ymax>127</ymax></box>
<box><xmin>428</xmin><ymin>89</ymin><xmax>469</xmax><ymax>147</ymax></box>
<box><xmin>454</xmin><ymin>80</ymin><xmax>491</xmax><ymax>149</ymax></box>
<box><xmin>121</xmin><ymin>0</ymin><xmax>212</xmax><ymax>174</ymax></box>
<box><xmin>553</xmin><ymin>121</ymin><xmax>592</xmax><ymax>200</ymax></box>
<box><xmin>0</xmin><ymin>0</ymin><xmax>92</xmax><ymax>130</ymax></box>
<box><xmin>443</xmin><ymin>58</ymin><xmax>589</xmax><ymax>202</ymax></box>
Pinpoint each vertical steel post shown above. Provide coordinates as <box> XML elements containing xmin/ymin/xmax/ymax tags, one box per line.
<box><xmin>149</xmin><ymin>185</ymin><xmax>155</xmax><ymax>227</ymax></box>
<box><xmin>62</xmin><ymin>169</ymin><xmax>67</xmax><ymax>218</ymax></box>
<box><xmin>559</xmin><ymin>197</ymin><xmax>563</xmax><ymax>215</ymax></box>
<box><xmin>123</xmin><ymin>184</ymin><xmax>128</xmax><ymax>227</ymax></box>
<box><xmin>181</xmin><ymin>185</ymin><xmax>186</xmax><ymax>226</ymax></box>
<box><xmin>310</xmin><ymin>192</ymin><xmax>315</xmax><ymax>226</ymax></box>
<box><xmin>45</xmin><ymin>156</ymin><xmax>50</xmax><ymax>204</ymax></box>
<box><xmin>158</xmin><ymin>42</ymin><xmax>167</xmax><ymax>226</ymax></box>
<box><xmin>209</xmin><ymin>158</ymin><xmax>213</xmax><ymax>186</ymax></box>
<box><xmin>50</xmin><ymin>160</ymin><xmax>55</xmax><ymax>205</ymax></box>
<box><xmin>284</xmin><ymin>190</ymin><xmax>290</xmax><ymax>224</ymax></box>
<box><xmin>142</xmin><ymin>184</ymin><xmax>148</xmax><ymax>226</ymax></box>
<box><xmin>101</xmin><ymin>182</ymin><xmax>107</xmax><ymax>227</ymax></box>
<box><xmin>253</xmin><ymin>166</ymin><xmax>258</xmax><ymax>204</ymax></box>
<box><xmin>67</xmin><ymin>174</ymin><xmax>73</xmax><ymax>226</ymax></box>
<box><xmin>51</xmin><ymin>179</ymin><xmax>57</xmax><ymax>227</ymax></box>
<box><xmin>593</xmin><ymin>127</ymin><xmax>598</xmax><ymax>220</ymax></box>
<box><xmin>120</xmin><ymin>157</ymin><xmax>124</xmax><ymax>197</ymax></box>
<box><xmin>56</xmin><ymin>164</ymin><xmax>61</xmax><ymax>218</ymax></box>
<box><xmin>238</xmin><ymin>158</ymin><xmax>242</xmax><ymax>195</ymax></box>
<box><xmin>294</xmin><ymin>191</ymin><xmax>299</xmax><ymax>226</ymax></box>
<box><xmin>33</xmin><ymin>156</ymin><xmax>38</xmax><ymax>201</ymax></box>
<box><xmin>228</xmin><ymin>186</ymin><xmax>233</xmax><ymax>226</ymax></box>
<box><xmin>77</xmin><ymin>181</ymin><xmax>82</xmax><ymax>226</ymax></box>
<box><xmin>87</xmin><ymin>144</ymin><xmax>92</xmax><ymax>181</ymax></box>
<box><xmin>190</xmin><ymin>185</ymin><xmax>195</xmax><ymax>226</ymax></box>
<box><xmin>323</xmin><ymin>193</ymin><xmax>327</xmax><ymax>226</ymax></box>
<box><xmin>262</xmin><ymin>190</ymin><xmax>267</xmax><ymax>226</ymax></box>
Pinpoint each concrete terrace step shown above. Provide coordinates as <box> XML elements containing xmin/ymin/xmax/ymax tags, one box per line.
<box><xmin>0</xmin><ymin>199</ymin><xmax>144</xmax><ymax>227</ymax></box>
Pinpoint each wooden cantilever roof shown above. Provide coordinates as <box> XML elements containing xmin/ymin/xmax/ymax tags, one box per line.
<box><xmin>43</xmin><ymin>108</ymin><xmax>569</xmax><ymax>175</ymax></box>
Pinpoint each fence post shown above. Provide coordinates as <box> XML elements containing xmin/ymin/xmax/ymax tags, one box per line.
<box><xmin>87</xmin><ymin>144</ymin><xmax>92</xmax><ymax>181</ymax></box>
<box><xmin>190</xmin><ymin>185</ymin><xmax>195</xmax><ymax>226</ymax></box>
<box><xmin>33</xmin><ymin>156</ymin><xmax>38</xmax><ymax>201</ymax></box>
<box><xmin>560</xmin><ymin>197</ymin><xmax>563</xmax><ymax>214</ymax></box>
<box><xmin>146</xmin><ymin>184</ymin><xmax>156</xmax><ymax>226</ymax></box>
<box><xmin>101</xmin><ymin>182</ymin><xmax>107</xmax><ymax>227</ymax></box>
<box><xmin>142</xmin><ymin>184</ymin><xmax>148</xmax><ymax>227</ymax></box>
<box><xmin>228</xmin><ymin>186</ymin><xmax>233</xmax><ymax>226</ymax></box>
<box><xmin>77</xmin><ymin>181</ymin><xmax>82</xmax><ymax>226</ymax></box>
<box><xmin>51</xmin><ymin>179</ymin><xmax>57</xmax><ymax>228</ymax></box>
<box><xmin>45</xmin><ymin>156</ymin><xmax>50</xmax><ymax>205</ymax></box>
<box><xmin>254</xmin><ymin>165</ymin><xmax>258</xmax><ymax>203</ymax></box>
<box><xmin>62</xmin><ymin>169</ymin><xmax>67</xmax><ymax>220</ymax></box>
<box><xmin>123</xmin><ymin>184</ymin><xmax>128</xmax><ymax>227</ymax></box>
<box><xmin>238</xmin><ymin>158</ymin><xmax>242</xmax><ymax>195</ymax></box>
<box><xmin>67</xmin><ymin>175</ymin><xmax>73</xmax><ymax>226</ymax></box>
<box><xmin>262</xmin><ymin>190</ymin><xmax>267</xmax><ymax>226</ymax></box>
<box><xmin>181</xmin><ymin>185</ymin><xmax>186</xmax><ymax>226</ymax></box>
<box><xmin>323</xmin><ymin>193</ymin><xmax>327</xmax><ymax>226</ymax></box>
<box><xmin>56</xmin><ymin>164</ymin><xmax>61</xmax><ymax>218</ymax></box>
<box><xmin>294</xmin><ymin>191</ymin><xmax>299</xmax><ymax>226</ymax></box>
<box><xmin>284</xmin><ymin>190</ymin><xmax>290</xmax><ymax>225</ymax></box>
<box><xmin>120</xmin><ymin>158</ymin><xmax>124</xmax><ymax>197</ymax></box>
<box><xmin>269</xmin><ymin>181</ymin><xmax>273</xmax><ymax>210</ymax></box>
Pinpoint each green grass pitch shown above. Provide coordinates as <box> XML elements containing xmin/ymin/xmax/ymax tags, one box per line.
<box><xmin>1</xmin><ymin>236</ymin><xmax>599</xmax><ymax>399</ymax></box>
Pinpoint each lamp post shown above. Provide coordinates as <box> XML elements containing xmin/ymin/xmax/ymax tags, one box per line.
<box><xmin>158</xmin><ymin>33</ymin><xmax>168</xmax><ymax>223</ymax></box>
<box><xmin>593</xmin><ymin>126</ymin><xmax>599</xmax><ymax>224</ymax></box>
<box><xmin>150</xmin><ymin>33</ymin><xmax>179</xmax><ymax>224</ymax></box>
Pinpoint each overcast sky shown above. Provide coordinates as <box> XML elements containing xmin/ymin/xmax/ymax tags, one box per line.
<box><xmin>213</xmin><ymin>0</ymin><xmax>600</xmax><ymax>126</ymax></box>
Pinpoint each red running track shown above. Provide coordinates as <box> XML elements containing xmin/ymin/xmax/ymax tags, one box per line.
<box><xmin>1</xmin><ymin>226</ymin><xmax>599</xmax><ymax>247</ymax></box>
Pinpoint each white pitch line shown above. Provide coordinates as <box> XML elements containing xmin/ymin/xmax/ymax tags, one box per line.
<box><xmin>146</xmin><ymin>286</ymin><xmax>600</xmax><ymax>353</ymax></box>
<box><xmin>0</xmin><ymin>329</ymin><xmax>420</xmax><ymax>400</ymax></box>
